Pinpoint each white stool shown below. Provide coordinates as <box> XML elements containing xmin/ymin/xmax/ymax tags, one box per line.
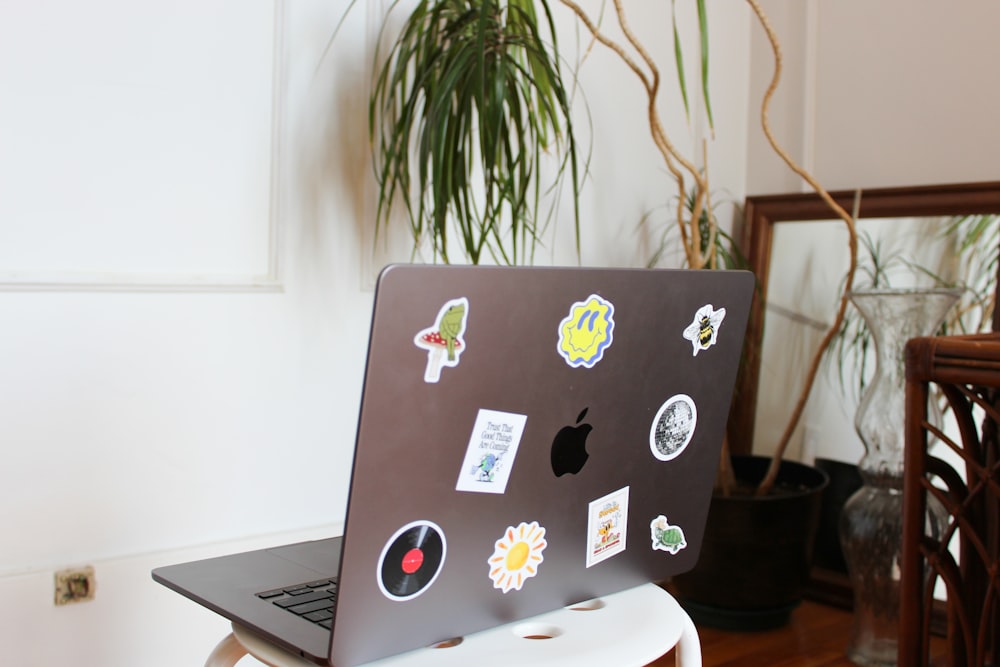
<box><xmin>205</xmin><ymin>583</ymin><xmax>700</xmax><ymax>667</ymax></box>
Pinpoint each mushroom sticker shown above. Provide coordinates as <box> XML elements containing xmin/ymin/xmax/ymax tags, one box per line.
<box><xmin>650</xmin><ymin>515</ymin><xmax>687</xmax><ymax>555</ymax></box>
<box><xmin>415</xmin><ymin>297</ymin><xmax>469</xmax><ymax>383</ymax></box>
<box><xmin>682</xmin><ymin>304</ymin><xmax>726</xmax><ymax>357</ymax></box>
<box><xmin>557</xmin><ymin>294</ymin><xmax>615</xmax><ymax>368</ymax></box>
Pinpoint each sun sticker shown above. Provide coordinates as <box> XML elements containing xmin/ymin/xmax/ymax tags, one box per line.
<box><xmin>488</xmin><ymin>521</ymin><xmax>547</xmax><ymax>594</ymax></box>
<box><xmin>682</xmin><ymin>304</ymin><xmax>726</xmax><ymax>357</ymax></box>
<box><xmin>650</xmin><ymin>515</ymin><xmax>687</xmax><ymax>555</ymax></box>
<box><xmin>557</xmin><ymin>295</ymin><xmax>615</xmax><ymax>368</ymax></box>
<box><xmin>415</xmin><ymin>298</ymin><xmax>469</xmax><ymax>383</ymax></box>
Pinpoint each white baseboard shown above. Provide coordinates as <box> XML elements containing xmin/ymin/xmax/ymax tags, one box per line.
<box><xmin>0</xmin><ymin>524</ymin><xmax>341</xmax><ymax>667</ymax></box>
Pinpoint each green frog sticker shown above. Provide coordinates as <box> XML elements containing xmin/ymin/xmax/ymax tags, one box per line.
<box><xmin>415</xmin><ymin>298</ymin><xmax>469</xmax><ymax>383</ymax></box>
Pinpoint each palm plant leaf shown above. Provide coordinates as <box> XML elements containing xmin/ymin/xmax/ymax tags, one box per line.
<box><xmin>370</xmin><ymin>0</ymin><xmax>581</xmax><ymax>265</ymax></box>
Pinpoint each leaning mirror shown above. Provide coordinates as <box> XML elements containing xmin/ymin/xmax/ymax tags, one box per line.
<box><xmin>730</xmin><ymin>181</ymin><xmax>1000</xmax><ymax>462</ymax></box>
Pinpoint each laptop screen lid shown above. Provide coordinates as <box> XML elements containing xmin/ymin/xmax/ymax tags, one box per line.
<box><xmin>329</xmin><ymin>264</ymin><xmax>752</xmax><ymax>666</ymax></box>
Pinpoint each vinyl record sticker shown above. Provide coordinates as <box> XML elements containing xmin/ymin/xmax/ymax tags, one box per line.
<box><xmin>377</xmin><ymin>520</ymin><xmax>447</xmax><ymax>601</ymax></box>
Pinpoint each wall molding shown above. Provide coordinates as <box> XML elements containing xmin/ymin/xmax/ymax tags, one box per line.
<box><xmin>0</xmin><ymin>0</ymin><xmax>287</xmax><ymax>293</ymax></box>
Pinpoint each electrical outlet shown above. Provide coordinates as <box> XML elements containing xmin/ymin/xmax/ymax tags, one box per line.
<box><xmin>54</xmin><ymin>566</ymin><xmax>96</xmax><ymax>606</ymax></box>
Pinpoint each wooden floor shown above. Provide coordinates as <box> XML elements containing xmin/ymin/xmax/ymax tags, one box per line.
<box><xmin>648</xmin><ymin>599</ymin><xmax>945</xmax><ymax>666</ymax></box>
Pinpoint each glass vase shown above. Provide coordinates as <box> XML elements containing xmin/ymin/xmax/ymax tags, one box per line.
<box><xmin>839</xmin><ymin>288</ymin><xmax>960</xmax><ymax>667</ymax></box>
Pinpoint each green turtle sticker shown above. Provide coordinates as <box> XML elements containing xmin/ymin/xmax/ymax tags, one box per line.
<box><xmin>650</xmin><ymin>515</ymin><xmax>687</xmax><ymax>555</ymax></box>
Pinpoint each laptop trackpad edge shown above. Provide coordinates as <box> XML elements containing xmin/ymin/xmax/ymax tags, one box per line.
<box><xmin>267</xmin><ymin>536</ymin><xmax>343</xmax><ymax>576</ymax></box>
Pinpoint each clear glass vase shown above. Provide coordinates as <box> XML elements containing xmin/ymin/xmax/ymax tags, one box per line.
<box><xmin>839</xmin><ymin>288</ymin><xmax>960</xmax><ymax>667</ymax></box>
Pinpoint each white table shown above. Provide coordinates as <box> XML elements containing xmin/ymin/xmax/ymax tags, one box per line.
<box><xmin>205</xmin><ymin>582</ymin><xmax>700</xmax><ymax>667</ymax></box>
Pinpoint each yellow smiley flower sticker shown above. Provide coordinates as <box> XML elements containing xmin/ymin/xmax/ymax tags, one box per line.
<box><xmin>557</xmin><ymin>295</ymin><xmax>615</xmax><ymax>368</ymax></box>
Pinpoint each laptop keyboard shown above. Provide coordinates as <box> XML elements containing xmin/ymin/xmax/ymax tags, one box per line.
<box><xmin>256</xmin><ymin>578</ymin><xmax>338</xmax><ymax>629</ymax></box>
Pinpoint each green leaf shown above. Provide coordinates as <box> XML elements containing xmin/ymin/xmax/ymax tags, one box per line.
<box><xmin>697</xmin><ymin>0</ymin><xmax>714</xmax><ymax>131</ymax></box>
<box><xmin>671</xmin><ymin>0</ymin><xmax>691</xmax><ymax>124</ymax></box>
<box><xmin>367</xmin><ymin>0</ymin><xmax>582</xmax><ymax>265</ymax></box>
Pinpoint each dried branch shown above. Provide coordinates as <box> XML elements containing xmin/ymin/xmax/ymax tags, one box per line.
<box><xmin>746</xmin><ymin>0</ymin><xmax>858</xmax><ymax>495</ymax></box>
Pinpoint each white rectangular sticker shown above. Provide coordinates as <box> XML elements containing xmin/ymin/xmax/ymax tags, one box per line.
<box><xmin>586</xmin><ymin>486</ymin><xmax>630</xmax><ymax>568</ymax></box>
<box><xmin>455</xmin><ymin>409</ymin><xmax>528</xmax><ymax>494</ymax></box>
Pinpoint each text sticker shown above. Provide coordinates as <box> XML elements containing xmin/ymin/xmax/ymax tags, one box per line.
<box><xmin>557</xmin><ymin>294</ymin><xmax>615</xmax><ymax>368</ymax></box>
<box><xmin>682</xmin><ymin>304</ymin><xmax>726</xmax><ymax>357</ymax></box>
<box><xmin>456</xmin><ymin>409</ymin><xmax>528</xmax><ymax>494</ymax></box>
<box><xmin>586</xmin><ymin>486</ymin><xmax>630</xmax><ymax>568</ymax></box>
<box><xmin>415</xmin><ymin>298</ymin><xmax>469</xmax><ymax>383</ymax></box>
<box><xmin>488</xmin><ymin>521</ymin><xmax>547</xmax><ymax>594</ymax></box>
<box><xmin>650</xmin><ymin>394</ymin><xmax>697</xmax><ymax>461</ymax></box>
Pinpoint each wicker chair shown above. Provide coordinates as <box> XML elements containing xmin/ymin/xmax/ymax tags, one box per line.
<box><xmin>900</xmin><ymin>333</ymin><xmax>1000</xmax><ymax>666</ymax></box>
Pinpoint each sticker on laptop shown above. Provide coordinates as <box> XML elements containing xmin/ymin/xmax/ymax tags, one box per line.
<box><xmin>650</xmin><ymin>515</ymin><xmax>687</xmax><ymax>555</ymax></box>
<box><xmin>488</xmin><ymin>521</ymin><xmax>547</xmax><ymax>594</ymax></box>
<box><xmin>650</xmin><ymin>394</ymin><xmax>697</xmax><ymax>461</ymax></box>
<box><xmin>586</xmin><ymin>486</ymin><xmax>629</xmax><ymax>568</ymax></box>
<box><xmin>455</xmin><ymin>409</ymin><xmax>528</xmax><ymax>494</ymax></box>
<box><xmin>415</xmin><ymin>297</ymin><xmax>469</xmax><ymax>383</ymax></box>
<box><xmin>377</xmin><ymin>520</ymin><xmax>447</xmax><ymax>601</ymax></box>
<box><xmin>682</xmin><ymin>304</ymin><xmax>727</xmax><ymax>357</ymax></box>
<box><xmin>557</xmin><ymin>294</ymin><xmax>615</xmax><ymax>368</ymax></box>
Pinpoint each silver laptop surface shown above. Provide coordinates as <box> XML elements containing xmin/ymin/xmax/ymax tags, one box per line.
<box><xmin>153</xmin><ymin>264</ymin><xmax>753</xmax><ymax>666</ymax></box>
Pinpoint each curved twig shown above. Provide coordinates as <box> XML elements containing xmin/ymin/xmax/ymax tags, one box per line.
<box><xmin>747</xmin><ymin>0</ymin><xmax>858</xmax><ymax>495</ymax></box>
<box><xmin>556</xmin><ymin>0</ymin><xmax>710</xmax><ymax>268</ymax></box>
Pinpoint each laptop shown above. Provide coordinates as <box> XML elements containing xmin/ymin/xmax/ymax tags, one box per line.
<box><xmin>153</xmin><ymin>264</ymin><xmax>753</xmax><ymax>666</ymax></box>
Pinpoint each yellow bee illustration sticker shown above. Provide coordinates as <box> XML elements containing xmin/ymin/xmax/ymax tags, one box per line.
<box><xmin>488</xmin><ymin>521</ymin><xmax>547</xmax><ymax>594</ymax></box>
<box><xmin>415</xmin><ymin>298</ymin><xmax>469</xmax><ymax>383</ymax></box>
<box><xmin>557</xmin><ymin>294</ymin><xmax>615</xmax><ymax>368</ymax></box>
<box><xmin>682</xmin><ymin>304</ymin><xmax>726</xmax><ymax>356</ymax></box>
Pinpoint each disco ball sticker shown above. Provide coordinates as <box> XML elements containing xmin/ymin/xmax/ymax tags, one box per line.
<box><xmin>649</xmin><ymin>394</ymin><xmax>697</xmax><ymax>461</ymax></box>
<box><xmin>376</xmin><ymin>520</ymin><xmax>447</xmax><ymax>601</ymax></box>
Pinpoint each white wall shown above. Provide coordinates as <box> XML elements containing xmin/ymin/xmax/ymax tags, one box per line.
<box><xmin>745</xmin><ymin>0</ymin><xmax>1000</xmax><ymax>462</ymax></box>
<box><xmin>748</xmin><ymin>0</ymin><xmax>1000</xmax><ymax>195</ymax></box>
<box><xmin>0</xmin><ymin>1</ymin><xmax>752</xmax><ymax>665</ymax></box>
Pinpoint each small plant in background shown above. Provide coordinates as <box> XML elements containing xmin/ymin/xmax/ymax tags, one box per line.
<box><xmin>940</xmin><ymin>213</ymin><xmax>998</xmax><ymax>333</ymax></box>
<box><xmin>644</xmin><ymin>187</ymin><xmax>750</xmax><ymax>273</ymax></box>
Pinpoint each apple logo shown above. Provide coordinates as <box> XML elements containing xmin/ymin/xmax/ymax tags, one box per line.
<box><xmin>551</xmin><ymin>407</ymin><xmax>593</xmax><ymax>476</ymax></box>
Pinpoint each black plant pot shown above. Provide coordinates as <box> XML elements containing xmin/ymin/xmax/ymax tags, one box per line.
<box><xmin>672</xmin><ymin>455</ymin><xmax>829</xmax><ymax>631</ymax></box>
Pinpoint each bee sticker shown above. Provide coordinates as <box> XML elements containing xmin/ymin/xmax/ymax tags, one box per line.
<box><xmin>586</xmin><ymin>486</ymin><xmax>629</xmax><ymax>568</ymax></box>
<box><xmin>415</xmin><ymin>297</ymin><xmax>469</xmax><ymax>383</ymax></box>
<box><xmin>649</xmin><ymin>394</ymin><xmax>697</xmax><ymax>461</ymax></box>
<box><xmin>488</xmin><ymin>521</ymin><xmax>547</xmax><ymax>594</ymax></box>
<box><xmin>682</xmin><ymin>304</ymin><xmax>726</xmax><ymax>357</ymax></box>
<box><xmin>650</xmin><ymin>515</ymin><xmax>687</xmax><ymax>555</ymax></box>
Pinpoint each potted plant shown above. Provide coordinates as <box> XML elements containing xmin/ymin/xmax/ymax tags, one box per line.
<box><xmin>359</xmin><ymin>0</ymin><xmax>584</xmax><ymax>265</ymax></box>
<box><xmin>349</xmin><ymin>0</ymin><xmax>859</xmax><ymax>628</ymax></box>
